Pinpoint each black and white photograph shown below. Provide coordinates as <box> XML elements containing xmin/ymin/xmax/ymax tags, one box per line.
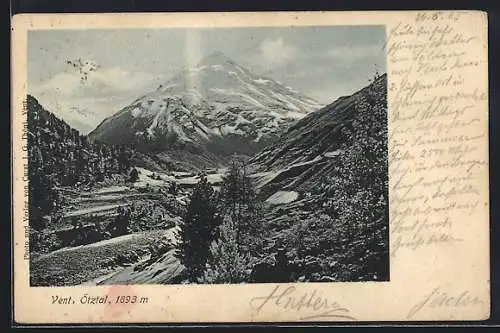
<box><xmin>26</xmin><ymin>25</ymin><xmax>389</xmax><ymax>286</ymax></box>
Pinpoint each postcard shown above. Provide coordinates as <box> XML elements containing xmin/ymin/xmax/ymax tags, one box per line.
<box><xmin>11</xmin><ymin>10</ymin><xmax>489</xmax><ymax>323</ymax></box>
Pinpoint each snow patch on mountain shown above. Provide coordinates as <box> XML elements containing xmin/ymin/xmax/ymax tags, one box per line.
<box><xmin>131</xmin><ymin>108</ymin><xmax>142</xmax><ymax>118</ymax></box>
<box><xmin>324</xmin><ymin>149</ymin><xmax>344</xmax><ymax>158</ymax></box>
<box><xmin>266</xmin><ymin>191</ymin><xmax>299</xmax><ymax>205</ymax></box>
<box><xmin>254</xmin><ymin>78</ymin><xmax>272</xmax><ymax>85</ymax></box>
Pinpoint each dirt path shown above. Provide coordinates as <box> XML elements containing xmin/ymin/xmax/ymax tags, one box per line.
<box><xmin>80</xmin><ymin>227</ymin><xmax>182</xmax><ymax>285</ymax></box>
<box><xmin>96</xmin><ymin>248</ymin><xmax>185</xmax><ymax>285</ymax></box>
<box><xmin>63</xmin><ymin>203</ymin><xmax>130</xmax><ymax>218</ymax></box>
<box><xmin>31</xmin><ymin>229</ymin><xmax>177</xmax><ymax>286</ymax></box>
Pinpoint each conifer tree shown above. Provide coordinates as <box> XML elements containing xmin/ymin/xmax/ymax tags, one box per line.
<box><xmin>217</xmin><ymin>158</ymin><xmax>264</xmax><ymax>256</ymax></box>
<box><xmin>207</xmin><ymin>215</ymin><xmax>250</xmax><ymax>283</ymax></box>
<box><xmin>175</xmin><ymin>173</ymin><xmax>219</xmax><ymax>282</ymax></box>
<box><xmin>129</xmin><ymin>168</ymin><xmax>139</xmax><ymax>183</ymax></box>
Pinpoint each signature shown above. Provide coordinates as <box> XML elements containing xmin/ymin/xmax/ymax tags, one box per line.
<box><xmin>407</xmin><ymin>287</ymin><xmax>484</xmax><ymax>319</ymax></box>
<box><xmin>249</xmin><ymin>285</ymin><xmax>356</xmax><ymax>321</ymax></box>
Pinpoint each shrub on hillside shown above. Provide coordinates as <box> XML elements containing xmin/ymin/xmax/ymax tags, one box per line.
<box><xmin>129</xmin><ymin>168</ymin><xmax>139</xmax><ymax>182</ymax></box>
<box><xmin>29</xmin><ymin>229</ymin><xmax>63</xmax><ymax>254</ymax></box>
<box><xmin>203</xmin><ymin>215</ymin><xmax>252</xmax><ymax>284</ymax></box>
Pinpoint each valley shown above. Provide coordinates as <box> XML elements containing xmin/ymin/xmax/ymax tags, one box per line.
<box><xmin>27</xmin><ymin>53</ymin><xmax>389</xmax><ymax>286</ymax></box>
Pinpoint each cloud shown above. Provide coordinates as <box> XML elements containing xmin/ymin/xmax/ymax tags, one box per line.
<box><xmin>29</xmin><ymin>92</ymin><xmax>133</xmax><ymax>134</ymax></box>
<box><xmin>325</xmin><ymin>44</ymin><xmax>385</xmax><ymax>63</ymax></box>
<box><xmin>30</xmin><ymin>65</ymin><xmax>164</xmax><ymax>133</ymax></box>
<box><xmin>258</xmin><ymin>37</ymin><xmax>298</xmax><ymax>69</ymax></box>
<box><xmin>36</xmin><ymin>66</ymin><xmax>159</xmax><ymax>98</ymax></box>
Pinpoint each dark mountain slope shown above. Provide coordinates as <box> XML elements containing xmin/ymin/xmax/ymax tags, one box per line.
<box><xmin>250</xmin><ymin>74</ymin><xmax>389</xmax><ymax>282</ymax></box>
<box><xmin>250</xmin><ymin>74</ymin><xmax>388</xmax><ymax>196</ymax></box>
<box><xmin>26</xmin><ymin>95</ymin><xmax>134</xmax><ymax>229</ymax></box>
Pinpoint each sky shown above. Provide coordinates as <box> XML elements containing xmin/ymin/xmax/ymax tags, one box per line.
<box><xmin>28</xmin><ymin>26</ymin><xmax>386</xmax><ymax>133</ymax></box>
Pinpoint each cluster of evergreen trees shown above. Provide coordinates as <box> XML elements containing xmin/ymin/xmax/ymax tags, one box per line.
<box><xmin>319</xmin><ymin>74</ymin><xmax>388</xmax><ymax>222</ymax></box>
<box><xmin>313</xmin><ymin>73</ymin><xmax>389</xmax><ymax>280</ymax></box>
<box><xmin>174</xmin><ymin>158</ymin><xmax>265</xmax><ymax>283</ymax></box>
<box><xmin>27</xmin><ymin>95</ymin><xmax>134</xmax><ymax>229</ymax></box>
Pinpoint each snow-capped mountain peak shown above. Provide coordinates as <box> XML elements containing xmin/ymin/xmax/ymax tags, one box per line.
<box><xmin>197</xmin><ymin>51</ymin><xmax>237</xmax><ymax>66</ymax></box>
<box><xmin>89</xmin><ymin>52</ymin><xmax>324</xmax><ymax>166</ymax></box>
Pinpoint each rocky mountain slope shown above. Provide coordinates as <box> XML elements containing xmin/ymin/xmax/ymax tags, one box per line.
<box><xmin>250</xmin><ymin>74</ymin><xmax>388</xmax><ymax>197</ymax></box>
<box><xmin>250</xmin><ymin>74</ymin><xmax>390</xmax><ymax>282</ymax></box>
<box><xmin>88</xmin><ymin>52</ymin><xmax>322</xmax><ymax>168</ymax></box>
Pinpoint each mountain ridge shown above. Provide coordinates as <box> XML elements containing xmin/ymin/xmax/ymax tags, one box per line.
<box><xmin>250</xmin><ymin>73</ymin><xmax>388</xmax><ymax>195</ymax></box>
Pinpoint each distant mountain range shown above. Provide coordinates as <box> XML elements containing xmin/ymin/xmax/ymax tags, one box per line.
<box><xmin>88</xmin><ymin>51</ymin><xmax>323</xmax><ymax>168</ymax></box>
